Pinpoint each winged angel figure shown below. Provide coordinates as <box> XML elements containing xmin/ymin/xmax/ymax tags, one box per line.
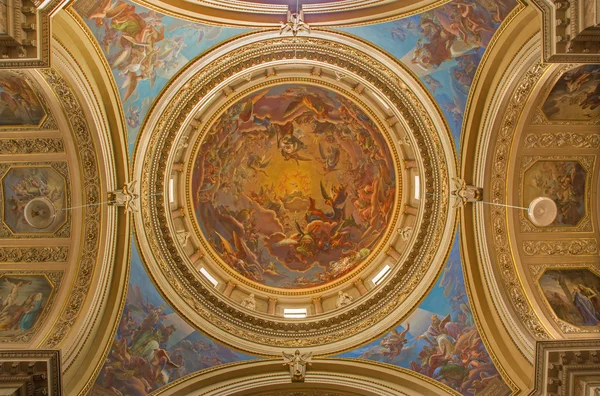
<box><xmin>282</xmin><ymin>350</ymin><xmax>312</xmax><ymax>382</ymax></box>
<box><xmin>279</xmin><ymin>10</ymin><xmax>311</xmax><ymax>36</ymax></box>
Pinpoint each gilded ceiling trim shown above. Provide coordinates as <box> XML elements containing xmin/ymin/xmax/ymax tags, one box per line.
<box><xmin>0</xmin><ymin>138</ymin><xmax>65</xmax><ymax>154</ymax></box>
<box><xmin>485</xmin><ymin>58</ymin><xmax>552</xmax><ymax>341</ymax></box>
<box><xmin>458</xmin><ymin>0</ymin><xmax>526</xmax><ymax>155</ymax></box>
<box><xmin>463</xmin><ymin>29</ymin><xmax>550</xmax><ymax>370</ymax></box>
<box><xmin>531</xmin><ymin>340</ymin><xmax>600</xmax><ymax>396</ymax></box>
<box><xmin>134</xmin><ymin>31</ymin><xmax>456</xmax><ymax>355</ymax></box>
<box><xmin>34</xmin><ymin>68</ymin><xmax>102</xmax><ymax>352</ymax></box>
<box><xmin>155</xmin><ymin>359</ymin><xmax>451</xmax><ymax>395</ymax></box>
<box><xmin>0</xmin><ymin>246</ymin><xmax>69</xmax><ymax>262</ymax></box>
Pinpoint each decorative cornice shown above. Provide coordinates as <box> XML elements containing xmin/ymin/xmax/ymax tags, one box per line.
<box><xmin>0</xmin><ymin>0</ymin><xmax>69</xmax><ymax>68</ymax></box>
<box><xmin>531</xmin><ymin>0</ymin><xmax>600</xmax><ymax>63</ymax></box>
<box><xmin>531</xmin><ymin>340</ymin><xmax>600</xmax><ymax>396</ymax></box>
<box><xmin>0</xmin><ymin>350</ymin><xmax>61</xmax><ymax>395</ymax></box>
<box><xmin>0</xmin><ymin>246</ymin><xmax>68</xmax><ymax>262</ymax></box>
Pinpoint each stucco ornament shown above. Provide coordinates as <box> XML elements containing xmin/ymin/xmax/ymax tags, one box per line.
<box><xmin>335</xmin><ymin>290</ymin><xmax>353</xmax><ymax>308</ymax></box>
<box><xmin>108</xmin><ymin>180</ymin><xmax>139</xmax><ymax>213</ymax></box>
<box><xmin>279</xmin><ymin>10</ymin><xmax>310</xmax><ymax>36</ymax></box>
<box><xmin>282</xmin><ymin>350</ymin><xmax>312</xmax><ymax>382</ymax></box>
<box><xmin>240</xmin><ymin>293</ymin><xmax>257</xmax><ymax>311</ymax></box>
<box><xmin>451</xmin><ymin>178</ymin><xmax>482</xmax><ymax>208</ymax></box>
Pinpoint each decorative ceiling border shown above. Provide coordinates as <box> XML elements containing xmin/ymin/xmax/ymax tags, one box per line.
<box><xmin>36</xmin><ymin>67</ymin><xmax>102</xmax><ymax>351</ymax></box>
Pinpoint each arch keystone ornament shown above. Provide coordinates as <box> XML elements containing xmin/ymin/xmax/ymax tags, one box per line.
<box><xmin>133</xmin><ymin>30</ymin><xmax>456</xmax><ymax>356</ymax></box>
<box><xmin>282</xmin><ymin>350</ymin><xmax>312</xmax><ymax>382</ymax></box>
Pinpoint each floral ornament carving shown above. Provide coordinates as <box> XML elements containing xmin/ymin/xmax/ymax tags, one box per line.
<box><xmin>0</xmin><ymin>246</ymin><xmax>68</xmax><ymax>262</ymax></box>
<box><xmin>38</xmin><ymin>68</ymin><xmax>101</xmax><ymax>349</ymax></box>
<box><xmin>488</xmin><ymin>60</ymin><xmax>551</xmax><ymax>340</ymax></box>
<box><xmin>523</xmin><ymin>240</ymin><xmax>598</xmax><ymax>256</ymax></box>
<box><xmin>524</xmin><ymin>132</ymin><xmax>600</xmax><ymax>148</ymax></box>
<box><xmin>0</xmin><ymin>138</ymin><xmax>64</xmax><ymax>154</ymax></box>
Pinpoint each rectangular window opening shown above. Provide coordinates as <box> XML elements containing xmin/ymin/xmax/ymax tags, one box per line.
<box><xmin>372</xmin><ymin>264</ymin><xmax>391</xmax><ymax>285</ymax></box>
<box><xmin>284</xmin><ymin>308</ymin><xmax>307</xmax><ymax>319</ymax></box>
<box><xmin>199</xmin><ymin>267</ymin><xmax>218</xmax><ymax>287</ymax></box>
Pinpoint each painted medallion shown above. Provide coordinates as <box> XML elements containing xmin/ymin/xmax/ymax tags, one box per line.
<box><xmin>191</xmin><ymin>84</ymin><xmax>397</xmax><ymax>289</ymax></box>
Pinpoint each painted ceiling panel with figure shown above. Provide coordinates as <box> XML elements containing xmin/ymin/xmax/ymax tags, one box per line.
<box><xmin>335</xmin><ymin>0</ymin><xmax>518</xmax><ymax>147</ymax></box>
<box><xmin>542</xmin><ymin>65</ymin><xmax>600</xmax><ymax>121</ymax></box>
<box><xmin>90</xmin><ymin>237</ymin><xmax>257</xmax><ymax>395</ymax></box>
<box><xmin>192</xmin><ymin>84</ymin><xmax>397</xmax><ymax>288</ymax></box>
<box><xmin>0</xmin><ymin>273</ymin><xmax>61</xmax><ymax>343</ymax></box>
<box><xmin>72</xmin><ymin>0</ymin><xmax>251</xmax><ymax>154</ymax></box>
<box><xmin>336</xmin><ymin>233</ymin><xmax>512</xmax><ymax>396</ymax></box>
<box><xmin>540</xmin><ymin>269</ymin><xmax>600</xmax><ymax>330</ymax></box>
<box><xmin>0</xmin><ymin>71</ymin><xmax>45</xmax><ymax>127</ymax></box>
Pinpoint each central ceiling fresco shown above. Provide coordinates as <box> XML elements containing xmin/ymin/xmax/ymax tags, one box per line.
<box><xmin>191</xmin><ymin>84</ymin><xmax>397</xmax><ymax>288</ymax></box>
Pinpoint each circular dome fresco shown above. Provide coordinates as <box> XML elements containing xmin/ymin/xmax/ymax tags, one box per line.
<box><xmin>133</xmin><ymin>30</ymin><xmax>456</xmax><ymax>355</ymax></box>
<box><xmin>191</xmin><ymin>84</ymin><xmax>397</xmax><ymax>289</ymax></box>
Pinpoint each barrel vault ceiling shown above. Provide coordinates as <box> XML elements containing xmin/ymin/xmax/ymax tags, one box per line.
<box><xmin>0</xmin><ymin>0</ymin><xmax>598</xmax><ymax>394</ymax></box>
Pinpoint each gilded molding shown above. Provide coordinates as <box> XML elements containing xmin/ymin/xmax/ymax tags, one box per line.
<box><xmin>135</xmin><ymin>32</ymin><xmax>454</xmax><ymax>354</ymax></box>
<box><xmin>523</xmin><ymin>240</ymin><xmax>598</xmax><ymax>256</ymax></box>
<box><xmin>524</xmin><ymin>132</ymin><xmax>600</xmax><ymax>149</ymax></box>
<box><xmin>0</xmin><ymin>246</ymin><xmax>69</xmax><ymax>262</ymax></box>
<box><xmin>0</xmin><ymin>138</ymin><xmax>64</xmax><ymax>154</ymax></box>
<box><xmin>488</xmin><ymin>59</ymin><xmax>552</xmax><ymax>340</ymax></box>
<box><xmin>37</xmin><ymin>68</ymin><xmax>102</xmax><ymax>349</ymax></box>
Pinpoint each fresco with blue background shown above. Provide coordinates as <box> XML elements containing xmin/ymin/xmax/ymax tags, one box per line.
<box><xmin>72</xmin><ymin>0</ymin><xmax>250</xmax><ymax>155</ymax></box>
<box><xmin>336</xmin><ymin>0</ymin><xmax>518</xmax><ymax>152</ymax></box>
<box><xmin>90</xmin><ymin>237</ymin><xmax>256</xmax><ymax>395</ymax></box>
<box><xmin>336</xmin><ymin>233</ymin><xmax>512</xmax><ymax>396</ymax></box>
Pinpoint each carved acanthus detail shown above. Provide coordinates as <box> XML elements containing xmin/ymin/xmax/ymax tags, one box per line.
<box><xmin>532</xmin><ymin>340</ymin><xmax>600</xmax><ymax>396</ymax></box>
